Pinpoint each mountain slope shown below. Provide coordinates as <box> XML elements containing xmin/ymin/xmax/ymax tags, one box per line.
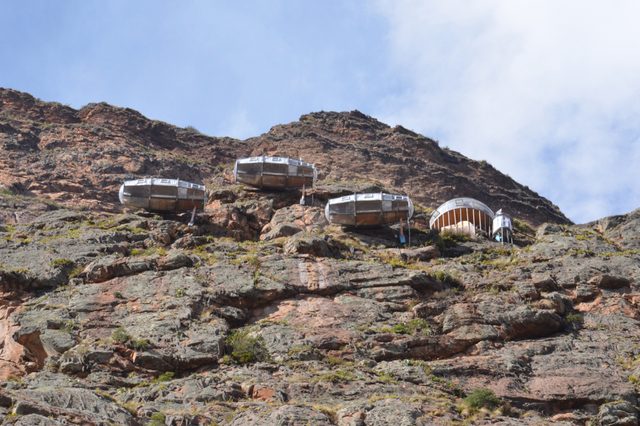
<box><xmin>0</xmin><ymin>88</ymin><xmax>569</xmax><ymax>226</ymax></box>
<box><xmin>0</xmin><ymin>88</ymin><xmax>639</xmax><ymax>425</ymax></box>
<box><xmin>248</xmin><ymin>110</ymin><xmax>569</xmax><ymax>226</ymax></box>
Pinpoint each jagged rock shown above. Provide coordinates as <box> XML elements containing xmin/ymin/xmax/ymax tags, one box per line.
<box><xmin>156</xmin><ymin>250</ymin><xmax>194</xmax><ymax>270</ymax></box>
<box><xmin>500</xmin><ymin>307</ymin><xmax>563</xmax><ymax>339</ymax></box>
<box><xmin>262</xmin><ymin>223</ymin><xmax>303</xmax><ymax>241</ymax></box>
<box><xmin>229</xmin><ymin>404</ymin><xmax>333</xmax><ymax>425</ymax></box>
<box><xmin>373</xmin><ymin>360</ymin><xmax>431</xmax><ymax>384</ymax></box>
<box><xmin>40</xmin><ymin>330</ymin><xmax>76</xmax><ymax>355</ymax></box>
<box><xmin>206</xmin><ymin>196</ymin><xmax>277</xmax><ymax>240</ymax></box>
<box><xmin>149</xmin><ymin>220</ymin><xmax>181</xmax><ymax>245</ymax></box>
<box><xmin>132</xmin><ymin>350</ymin><xmax>173</xmax><ymax>371</ymax></box>
<box><xmin>0</xmin><ymin>390</ymin><xmax>12</xmax><ymax>407</ymax></box>
<box><xmin>575</xmin><ymin>284</ymin><xmax>601</xmax><ymax>303</ymax></box>
<box><xmin>12</xmin><ymin>414</ymin><xmax>62</xmax><ymax>425</ymax></box>
<box><xmin>589</xmin><ymin>274</ymin><xmax>631</xmax><ymax>290</ymax></box>
<box><xmin>596</xmin><ymin>400</ymin><xmax>638</xmax><ymax>426</ymax></box>
<box><xmin>364</xmin><ymin>399</ymin><xmax>422</xmax><ymax>425</ymax></box>
<box><xmin>283</xmin><ymin>232</ymin><xmax>335</xmax><ymax>257</ymax></box>
<box><xmin>175</xmin><ymin>378</ymin><xmax>245</xmax><ymax>403</ymax></box>
<box><xmin>260</xmin><ymin>205</ymin><xmax>326</xmax><ymax>241</ymax></box>
<box><xmin>514</xmin><ymin>282</ymin><xmax>540</xmax><ymax>300</ymax></box>
<box><xmin>211</xmin><ymin>305</ymin><xmax>247</xmax><ymax>326</ymax></box>
<box><xmin>531</xmin><ymin>273</ymin><xmax>559</xmax><ymax>292</ymax></box>
<box><xmin>537</xmin><ymin>292</ymin><xmax>573</xmax><ymax>315</ymax></box>
<box><xmin>9</xmin><ymin>387</ymin><xmax>134</xmax><ymax>425</ymax></box>
<box><xmin>537</xmin><ymin>223</ymin><xmax>564</xmax><ymax>237</ymax></box>
<box><xmin>336</xmin><ymin>405</ymin><xmax>367</xmax><ymax>426</ymax></box>
<box><xmin>82</xmin><ymin>255</ymin><xmax>156</xmax><ymax>283</ymax></box>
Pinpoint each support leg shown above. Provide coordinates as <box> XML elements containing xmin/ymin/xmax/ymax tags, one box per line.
<box><xmin>188</xmin><ymin>206</ymin><xmax>197</xmax><ymax>227</ymax></box>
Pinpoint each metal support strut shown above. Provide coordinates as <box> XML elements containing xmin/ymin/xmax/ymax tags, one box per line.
<box><xmin>188</xmin><ymin>206</ymin><xmax>197</xmax><ymax>227</ymax></box>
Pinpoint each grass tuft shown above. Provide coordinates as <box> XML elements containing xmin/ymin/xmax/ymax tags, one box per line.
<box><xmin>225</xmin><ymin>329</ymin><xmax>270</xmax><ymax>364</ymax></box>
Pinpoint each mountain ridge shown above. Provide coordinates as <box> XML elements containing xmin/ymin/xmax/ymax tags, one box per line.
<box><xmin>0</xmin><ymin>87</ymin><xmax>569</xmax><ymax>226</ymax></box>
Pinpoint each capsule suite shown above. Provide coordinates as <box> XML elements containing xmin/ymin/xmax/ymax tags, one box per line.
<box><xmin>324</xmin><ymin>193</ymin><xmax>414</xmax><ymax>227</ymax></box>
<box><xmin>234</xmin><ymin>156</ymin><xmax>317</xmax><ymax>190</ymax></box>
<box><xmin>119</xmin><ymin>178</ymin><xmax>206</xmax><ymax>212</ymax></box>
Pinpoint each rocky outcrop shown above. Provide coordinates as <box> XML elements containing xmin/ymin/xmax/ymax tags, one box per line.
<box><xmin>0</xmin><ymin>203</ymin><xmax>637</xmax><ymax>425</ymax></box>
<box><xmin>3</xmin><ymin>88</ymin><xmax>640</xmax><ymax>425</ymax></box>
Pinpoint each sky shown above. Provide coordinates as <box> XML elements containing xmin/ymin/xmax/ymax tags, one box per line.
<box><xmin>1</xmin><ymin>1</ymin><xmax>638</xmax><ymax>223</ymax></box>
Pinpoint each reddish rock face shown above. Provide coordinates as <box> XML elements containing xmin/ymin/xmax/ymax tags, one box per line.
<box><xmin>0</xmin><ymin>88</ymin><xmax>244</xmax><ymax>213</ymax></box>
<box><xmin>2</xmin><ymin>88</ymin><xmax>639</xmax><ymax>425</ymax></box>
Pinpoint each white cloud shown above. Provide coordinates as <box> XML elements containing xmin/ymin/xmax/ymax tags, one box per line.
<box><xmin>222</xmin><ymin>108</ymin><xmax>260</xmax><ymax>140</ymax></box>
<box><xmin>374</xmin><ymin>0</ymin><xmax>640</xmax><ymax>223</ymax></box>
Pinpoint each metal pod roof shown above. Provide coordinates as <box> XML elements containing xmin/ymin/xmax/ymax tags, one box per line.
<box><xmin>326</xmin><ymin>193</ymin><xmax>415</xmax><ymax>219</ymax></box>
<box><xmin>327</xmin><ymin>192</ymin><xmax>411</xmax><ymax>204</ymax></box>
<box><xmin>122</xmin><ymin>178</ymin><xmax>205</xmax><ymax>190</ymax></box>
<box><xmin>429</xmin><ymin>197</ymin><xmax>494</xmax><ymax>227</ymax></box>
<box><xmin>234</xmin><ymin>156</ymin><xmax>315</xmax><ymax>168</ymax></box>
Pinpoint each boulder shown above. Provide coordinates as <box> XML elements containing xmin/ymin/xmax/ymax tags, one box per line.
<box><xmin>588</xmin><ymin>274</ymin><xmax>631</xmax><ymax>290</ymax></box>
<box><xmin>283</xmin><ymin>232</ymin><xmax>335</xmax><ymax>257</ymax></box>
<box><xmin>82</xmin><ymin>255</ymin><xmax>155</xmax><ymax>283</ymax></box>
<box><xmin>531</xmin><ymin>273</ymin><xmax>559</xmax><ymax>292</ymax></box>
<box><xmin>40</xmin><ymin>330</ymin><xmax>76</xmax><ymax>355</ymax></box>
<box><xmin>261</xmin><ymin>223</ymin><xmax>303</xmax><ymax>241</ymax></box>
<box><xmin>500</xmin><ymin>307</ymin><xmax>563</xmax><ymax>340</ymax></box>
<box><xmin>260</xmin><ymin>205</ymin><xmax>326</xmax><ymax>241</ymax></box>
<box><xmin>156</xmin><ymin>250</ymin><xmax>194</xmax><ymax>270</ymax></box>
<box><xmin>575</xmin><ymin>284</ymin><xmax>601</xmax><ymax>303</ymax></box>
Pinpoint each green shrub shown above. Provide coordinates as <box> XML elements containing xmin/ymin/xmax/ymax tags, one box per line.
<box><xmin>50</xmin><ymin>258</ymin><xmax>74</xmax><ymax>268</ymax></box>
<box><xmin>376</xmin><ymin>371</ymin><xmax>397</xmax><ymax>384</ymax></box>
<box><xmin>112</xmin><ymin>327</ymin><xmax>151</xmax><ymax>351</ymax></box>
<box><xmin>149</xmin><ymin>412</ymin><xmax>166</xmax><ymax>426</ymax></box>
<box><xmin>130</xmin><ymin>247</ymin><xmax>167</xmax><ymax>257</ymax></box>
<box><xmin>111</xmin><ymin>327</ymin><xmax>130</xmax><ymax>345</ymax></box>
<box><xmin>325</xmin><ymin>355</ymin><xmax>354</xmax><ymax>367</ymax></box>
<box><xmin>386</xmin><ymin>257</ymin><xmax>409</xmax><ymax>269</ymax></box>
<box><xmin>68</xmin><ymin>265</ymin><xmax>85</xmax><ymax>278</ymax></box>
<box><xmin>387</xmin><ymin>319</ymin><xmax>431</xmax><ymax>335</ymax></box>
<box><xmin>130</xmin><ymin>338</ymin><xmax>150</xmax><ymax>351</ymax></box>
<box><xmin>407</xmin><ymin>318</ymin><xmax>431</xmax><ymax>334</ymax></box>
<box><xmin>192</xmin><ymin>245</ymin><xmax>217</xmax><ymax>265</ymax></box>
<box><xmin>565</xmin><ymin>312</ymin><xmax>584</xmax><ymax>326</ymax></box>
<box><xmin>61</xmin><ymin>320</ymin><xmax>78</xmax><ymax>333</ymax></box>
<box><xmin>513</xmin><ymin>218</ymin><xmax>535</xmax><ymax>236</ymax></box>
<box><xmin>463</xmin><ymin>388</ymin><xmax>501</xmax><ymax>412</ymax></box>
<box><xmin>431</xmin><ymin>270</ymin><xmax>461</xmax><ymax>286</ymax></box>
<box><xmin>121</xmin><ymin>401</ymin><xmax>139</xmax><ymax>416</ymax></box>
<box><xmin>153</xmin><ymin>371</ymin><xmax>174</xmax><ymax>383</ymax></box>
<box><xmin>315</xmin><ymin>369</ymin><xmax>356</xmax><ymax>383</ymax></box>
<box><xmin>0</xmin><ymin>187</ymin><xmax>14</xmax><ymax>196</ymax></box>
<box><xmin>225</xmin><ymin>329</ymin><xmax>269</xmax><ymax>364</ymax></box>
<box><xmin>436</xmin><ymin>231</ymin><xmax>470</xmax><ymax>251</ymax></box>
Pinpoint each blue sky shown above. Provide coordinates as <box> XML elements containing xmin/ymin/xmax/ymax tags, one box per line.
<box><xmin>1</xmin><ymin>1</ymin><xmax>639</xmax><ymax>223</ymax></box>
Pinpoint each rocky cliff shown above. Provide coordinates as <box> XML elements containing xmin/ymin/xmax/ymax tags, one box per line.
<box><xmin>1</xmin><ymin>89</ymin><xmax>639</xmax><ymax>426</ymax></box>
